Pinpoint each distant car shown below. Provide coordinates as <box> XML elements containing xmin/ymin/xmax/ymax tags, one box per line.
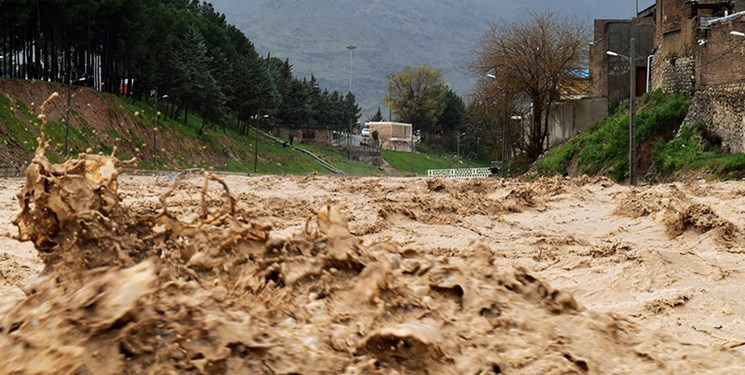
<box><xmin>361</xmin><ymin>128</ymin><xmax>370</xmax><ymax>137</ymax></box>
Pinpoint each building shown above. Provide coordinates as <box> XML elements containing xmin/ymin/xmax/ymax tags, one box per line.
<box><xmin>589</xmin><ymin>5</ymin><xmax>657</xmax><ymax>105</ymax></box>
<box><xmin>365</xmin><ymin>122</ymin><xmax>414</xmax><ymax>152</ymax></box>
<box><xmin>651</xmin><ymin>0</ymin><xmax>743</xmax><ymax>93</ymax></box>
<box><xmin>650</xmin><ymin>0</ymin><xmax>745</xmax><ymax>152</ymax></box>
<box><xmin>271</xmin><ymin>126</ymin><xmax>333</xmax><ymax>145</ymax></box>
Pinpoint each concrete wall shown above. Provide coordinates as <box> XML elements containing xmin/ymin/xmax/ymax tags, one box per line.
<box><xmin>547</xmin><ymin>97</ymin><xmax>609</xmax><ymax>148</ymax></box>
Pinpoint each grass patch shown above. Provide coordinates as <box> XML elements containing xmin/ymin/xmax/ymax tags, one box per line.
<box><xmin>299</xmin><ymin>144</ymin><xmax>386</xmax><ymax>176</ymax></box>
<box><xmin>0</xmin><ymin>96</ymin><xmax>39</xmax><ymax>153</ymax></box>
<box><xmin>653</xmin><ymin>123</ymin><xmax>745</xmax><ymax>180</ymax></box>
<box><xmin>534</xmin><ymin>136</ymin><xmax>583</xmax><ymax>175</ymax></box>
<box><xmin>381</xmin><ymin>148</ymin><xmax>486</xmax><ymax>175</ymax></box>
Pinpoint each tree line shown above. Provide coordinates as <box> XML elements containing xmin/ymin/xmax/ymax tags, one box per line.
<box><xmin>0</xmin><ymin>0</ymin><xmax>360</xmax><ymax>133</ymax></box>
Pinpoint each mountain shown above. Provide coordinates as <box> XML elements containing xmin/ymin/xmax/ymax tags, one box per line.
<box><xmin>209</xmin><ymin>0</ymin><xmax>655</xmax><ymax>118</ymax></box>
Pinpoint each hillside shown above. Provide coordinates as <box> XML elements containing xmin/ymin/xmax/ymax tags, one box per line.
<box><xmin>209</xmin><ymin>0</ymin><xmax>652</xmax><ymax>117</ymax></box>
<box><xmin>0</xmin><ymin>79</ymin><xmax>483</xmax><ymax>176</ymax></box>
<box><xmin>0</xmin><ymin>79</ymin><xmax>363</xmax><ymax>174</ymax></box>
<box><xmin>534</xmin><ymin>91</ymin><xmax>745</xmax><ymax>182</ymax></box>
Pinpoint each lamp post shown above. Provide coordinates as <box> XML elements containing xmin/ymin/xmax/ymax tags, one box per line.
<box><xmin>65</xmin><ymin>76</ymin><xmax>86</xmax><ymax>157</ymax></box>
<box><xmin>347</xmin><ymin>45</ymin><xmax>356</xmax><ymax>93</ymax></box>
<box><xmin>387</xmin><ymin>72</ymin><xmax>394</xmax><ymax>121</ymax></box>
<box><xmin>411</xmin><ymin>128</ymin><xmax>416</xmax><ymax>176</ymax></box>
<box><xmin>486</xmin><ymin>73</ymin><xmax>508</xmax><ymax>178</ymax></box>
<box><xmin>607</xmin><ymin>37</ymin><xmax>637</xmax><ymax>185</ymax></box>
<box><xmin>152</xmin><ymin>91</ymin><xmax>168</xmax><ymax>166</ymax></box>
<box><xmin>253</xmin><ymin>114</ymin><xmax>269</xmax><ymax>173</ymax></box>
<box><xmin>731</xmin><ymin>31</ymin><xmax>745</xmax><ymax>37</ymax></box>
<box><xmin>346</xmin><ymin>45</ymin><xmax>357</xmax><ymax>167</ymax></box>
<box><xmin>457</xmin><ymin>132</ymin><xmax>462</xmax><ymax>157</ymax></box>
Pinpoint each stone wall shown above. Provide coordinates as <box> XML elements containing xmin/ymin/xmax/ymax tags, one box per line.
<box><xmin>686</xmin><ymin>83</ymin><xmax>745</xmax><ymax>152</ymax></box>
<box><xmin>651</xmin><ymin>55</ymin><xmax>696</xmax><ymax>94</ymax></box>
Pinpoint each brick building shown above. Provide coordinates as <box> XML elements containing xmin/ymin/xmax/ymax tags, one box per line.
<box><xmin>688</xmin><ymin>11</ymin><xmax>745</xmax><ymax>152</ymax></box>
<box><xmin>651</xmin><ymin>0</ymin><xmax>745</xmax><ymax>93</ymax></box>
<box><xmin>649</xmin><ymin>0</ymin><xmax>745</xmax><ymax>152</ymax></box>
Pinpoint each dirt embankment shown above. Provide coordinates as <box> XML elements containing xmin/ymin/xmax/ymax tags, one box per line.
<box><xmin>2</xmin><ymin>97</ymin><xmax>745</xmax><ymax>374</ymax></box>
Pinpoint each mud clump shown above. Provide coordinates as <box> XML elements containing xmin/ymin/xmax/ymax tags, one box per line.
<box><xmin>613</xmin><ymin>185</ymin><xmax>689</xmax><ymax>218</ymax></box>
<box><xmin>664</xmin><ymin>203</ymin><xmax>738</xmax><ymax>245</ymax></box>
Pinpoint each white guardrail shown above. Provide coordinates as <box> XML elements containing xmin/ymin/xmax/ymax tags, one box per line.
<box><xmin>426</xmin><ymin>167</ymin><xmax>492</xmax><ymax>179</ymax></box>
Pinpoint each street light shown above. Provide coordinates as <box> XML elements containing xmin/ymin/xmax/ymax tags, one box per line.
<box><xmin>486</xmin><ymin>73</ymin><xmax>508</xmax><ymax>178</ymax></box>
<box><xmin>457</xmin><ymin>132</ymin><xmax>466</xmax><ymax>157</ymax></box>
<box><xmin>253</xmin><ymin>114</ymin><xmax>269</xmax><ymax>173</ymax></box>
<box><xmin>65</xmin><ymin>76</ymin><xmax>87</xmax><ymax>157</ymax></box>
<box><xmin>730</xmin><ymin>31</ymin><xmax>745</xmax><ymax>37</ymax></box>
<box><xmin>607</xmin><ymin>37</ymin><xmax>638</xmax><ymax>185</ymax></box>
<box><xmin>410</xmin><ymin>128</ymin><xmax>419</xmax><ymax>176</ymax></box>
<box><xmin>387</xmin><ymin>72</ymin><xmax>394</xmax><ymax>121</ymax></box>
<box><xmin>347</xmin><ymin>45</ymin><xmax>356</xmax><ymax>93</ymax></box>
<box><xmin>152</xmin><ymin>91</ymin><xmax>168</xmax><ymax>165</ymax></box>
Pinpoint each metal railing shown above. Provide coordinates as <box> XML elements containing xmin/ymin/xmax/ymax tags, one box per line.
<box><xmin>426</xmin><ymin>167</ymin><xmax>492</xmax><ymax>179</ymax></box>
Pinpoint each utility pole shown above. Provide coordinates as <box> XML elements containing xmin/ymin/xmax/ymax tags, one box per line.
<box><xmin>347</xmin><ymin>45</ymin><xmax>356</xmax><ymax>168</ymax></box>
<box><xmin>387</xmin><ymin>73</ymin><xmax>394</xmax><ymax>121</ymax></box>
<box><xmin>65</xmin><ymin>76</ymin><xmax>72</xmax><ymax>157</ymax></box>
<box><xmin>411</xmin><ymin>127</ymin><xmax>415</xmax><ymax>176</ymax></box>
<box><xmin>502</xmin><ymin>113</ymin><xmax>509</xmax><ymax>178</ymax></box>
<box><xmin>254</xmin><ymin>114</ymin><xmax>268</xmax><ymax>173</ymax></box>
<box><xmin>254</xmin><ymin>115</ymin><xmax>259</xmax><ymax>173</ymax></box>
<box><xmin>152</xmin><ymin>91</ymin><xmax>168</xmax><ymax>166</ymax></box>
<box><xmin>629</xmin><ymin>38</ymin><xmax>637</xmax><ymax>186</ymax></box>
<box><xmin>65</xmin><ymin>76</ymin><xmax>85</xmax><ymax>157</ymax></box>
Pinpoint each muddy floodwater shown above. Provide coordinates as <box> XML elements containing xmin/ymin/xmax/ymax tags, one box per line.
<box><xmin>2</xmin><ymin>125</ymin><xmax>745</xmax><ymax>373</ymax></box>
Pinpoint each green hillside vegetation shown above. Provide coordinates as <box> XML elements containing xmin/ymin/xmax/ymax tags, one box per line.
<box><xmin>535</xmin><ymin>91</ymin><xmax>745</xmax><ymax>181</ymax></box>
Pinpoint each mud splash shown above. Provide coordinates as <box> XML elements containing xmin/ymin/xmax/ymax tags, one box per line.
<box><xmin>2</xmin><ymin>95</ymin><xmax>745</xmax><ymax>374</ymax></box>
